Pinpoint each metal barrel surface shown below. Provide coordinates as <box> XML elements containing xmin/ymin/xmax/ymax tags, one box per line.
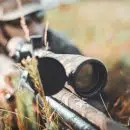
<box><xmin>46</xmin><ymin>96</ymin><xmax>99</xmax><ymax>130</ymax></box>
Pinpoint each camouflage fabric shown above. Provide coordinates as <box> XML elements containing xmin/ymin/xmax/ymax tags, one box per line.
<box><xmin>47</xmin><ymin>28</ymin><xmax>82</xmax><ymax>54</ymax></box>
<box><xmin>0</xmin><ymin>0</ymin><xmax>43</xmax><ymax>21</ymax></box>
<box><xmin>0</xmin><ymin>0</ymin><xmax>82</xmax><ymax>55</ymax></box>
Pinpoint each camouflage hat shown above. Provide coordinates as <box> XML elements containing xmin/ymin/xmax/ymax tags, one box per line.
<box><xmin>0</xmin><ymin>0</ymin><xmax>44</xmax><ymax>21</ymax></box>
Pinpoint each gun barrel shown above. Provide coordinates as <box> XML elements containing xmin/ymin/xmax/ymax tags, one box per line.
<box><xmin>46</xmin><ymin>96</ymin><xmax>99</xmax><ymax>130</ymax></box>
<box><xmin>53</xmin><ymin>88</ymin><xmax>129</xmax><ymax>130</ymax></box>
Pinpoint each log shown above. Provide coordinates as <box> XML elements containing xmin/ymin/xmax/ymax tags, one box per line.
<box><xmin>53</xmin><ymin>88</ymin><xmax>129</xmax><ymax>130</ymax></box>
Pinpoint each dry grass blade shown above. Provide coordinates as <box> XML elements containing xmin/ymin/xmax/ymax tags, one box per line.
<box><xmin>0</xmin><ymin>108</ymin><xmax>45</xmax><ymax>129</ymax></box>
<box><xmin>21</xmin><ymin>57</ymin><xmax>60</xmax><ymax>130</ymax></box>
<box><xmin>15</xmin><ymin>109</ymin><xmax>25</xmax><ymax>130</ymax></box>
<box><xmin>16</xmin><ymin>0</ymin><xmax>30</xmax><ymax>41</ymax></box>
<box><xmin>44</xmin><ymin>21</ymin><xmax>49</xmax><ymax>50</ymax></box>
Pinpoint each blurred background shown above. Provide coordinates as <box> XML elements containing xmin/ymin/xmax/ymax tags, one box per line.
<box><xmin>44</xmin><ymin>0</ymin><xmax>130</xmax><ymax>67</ymax></box>
<box><xmin>43</xmin><ymin>0</ymin><xmax>130</xmax><ymax>125</ymax></box>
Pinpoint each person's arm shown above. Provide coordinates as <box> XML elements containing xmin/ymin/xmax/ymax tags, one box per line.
<box><xmin>47</xmin><ymin>28</ymin><xmax>83</xmax><ymax>55</ymax></box>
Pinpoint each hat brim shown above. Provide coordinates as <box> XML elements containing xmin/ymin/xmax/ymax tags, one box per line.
<box><xmin>0</xmin><ymin>3</ymin><xmax>44</xmax><ymax>21</ymax></box>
